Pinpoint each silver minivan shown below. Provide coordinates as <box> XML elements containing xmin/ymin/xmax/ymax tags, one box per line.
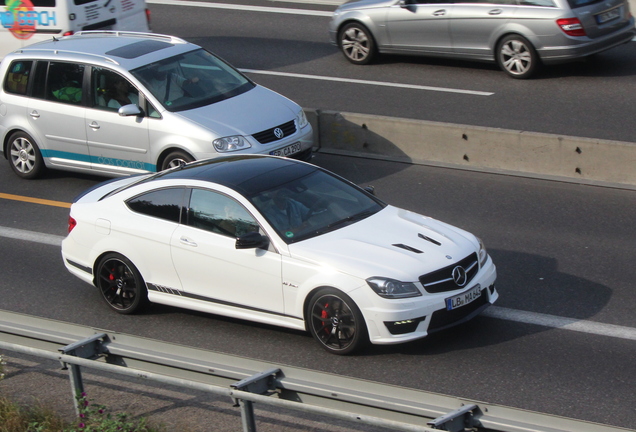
<box><xmin>0</xmin><ymin>32</ymin><xmax>313</xmax><ymax>179</ymax></box>
<box><xmin>329</xmin><ymin>0</ymin><xmax>635</xmax><ymax>78</ymax></box>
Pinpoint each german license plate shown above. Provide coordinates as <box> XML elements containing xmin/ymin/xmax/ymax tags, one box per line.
<box><xmin>596</xmin><ymin>7</ymin><xmax>620</xmax><ymax>24</ymax></box>
<box><xmin>446</xmin><ymin>285</ymin><xmax>481</xmax><ymax>311</ymax></box>
<box><xmin>270</xmin><ymin>142</ymin><xmax>302</xmax><ymax>157</ymax></box>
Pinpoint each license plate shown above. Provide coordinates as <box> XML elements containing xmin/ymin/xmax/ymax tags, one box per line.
<box><xmin>270</xmin><ymin>142</ymin><xmax>301</xmax><ymax>157</ymax></box>
<box><xmin>446</xmin><ymin>285</ymin><xmax>481</xmax><ymax>311</ymax></box>
<box><xmin>596</xmin><ymin>7</ymin><xmax>620</xmax><ymax>24</ymax></box>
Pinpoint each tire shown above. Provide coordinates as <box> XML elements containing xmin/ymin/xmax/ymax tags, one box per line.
<box><xmin>160</xmin><ymin>150</ymin><xmax>195</xmax><ymax>171</ymax></box>
<box><xmin>496</xmin><ymin>34</ymin><xmax>538</xmax><ymax>79</ymax></box>
<box><xmin>96</xmin><ymin>253</ymin><xmax>148</xmax><ymax>314</ymax></box>
<box><xmin>338</xmin><ymin>23</ymin><xmax>377</xmax><ymax>65</ymax></box>
<box><xmin>307</xmin><ymin>288</ymin><xmax>368</xmax><ymax>355</ymax></box>
<box><xmin>8</xmin><ymin>131</ymin><xmax>44</xmax><ymax>179</ymax></box>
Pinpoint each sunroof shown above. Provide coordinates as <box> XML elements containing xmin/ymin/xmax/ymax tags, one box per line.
<box><xmin>106</xmin><ymin>40</ymin><xmax>173</xmax><ymax>59</ymax></box>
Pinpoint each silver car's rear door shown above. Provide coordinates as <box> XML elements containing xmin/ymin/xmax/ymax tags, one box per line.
<box><xmin>386</xmin><ymin>0</ymin><xmax>454</xmax><ymax>54</ymax></box>
<box><xmin>450</xmin><ymin>0</ymin><xmax>517</xmax><ymax>59</ymax></box>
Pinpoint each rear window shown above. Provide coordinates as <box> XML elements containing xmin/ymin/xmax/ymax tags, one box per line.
<box><xmin>3</xmin><ymin>61</ymin><xmax>33</xmax><ymax>96</ymax></box>
<box><xmin>566</xmin><ymin>0</ymin><xmax>602</xmax><ymax>7</ymax></box>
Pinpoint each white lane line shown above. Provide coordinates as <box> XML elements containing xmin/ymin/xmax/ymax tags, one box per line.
<box><xmin>483</xmin><ymin>306</ymin><xmax>636</xmax><ymax>341</ymax></box>
<box><xmin>147</xmin><ymin>0</ymin><xmax>333</xmax><ymax>16</ymax></box>
<box><xmin>0</xmin><ymin>226</ymin><xmax>63</xmax><ymax>247</ymax></box>
<box><xmin>2</xmin><ymin>225</ymin><xmax>633</xmax><ymax>341</ymax></box>
<box><xmin>240</xmin><ymin>69</ymin><xmax>494</xmax><ymax>96</ymax></box>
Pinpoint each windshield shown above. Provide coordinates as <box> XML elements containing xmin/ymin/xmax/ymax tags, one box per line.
<box><xmin>249</xmin><ymin>170</ymin><xmax>386</xmax><ymax>244</ymax></box>
<box><xmin>131</xmin><ymin>48</ymin><xmax>255</xmax><ymax>112</ymax></box>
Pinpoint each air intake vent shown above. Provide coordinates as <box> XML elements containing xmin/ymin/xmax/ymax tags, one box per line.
<box><xmin>418</xmin><ymin>233</ymin><xmax>441</xmax><ymax>246</ymax></box>
<box><xmin>392</xmin><ymin>244</ymin><xmax>423</xmax><ymax>254</ymax></box>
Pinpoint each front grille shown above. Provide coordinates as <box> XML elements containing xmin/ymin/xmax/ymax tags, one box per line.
<box><xmin>419</xmin><ymin>253</ymin><xmax>478</xmax><ymax>294</ymax></box>
<box><xmin>428</xmin><ymin>290</ymin><xmax>488</xmax><ymax>333</ymax></box>
<box><xmin>252</xmin><ymin>120</ymin><xmax>296</xmax><ymax>144</ymax></box>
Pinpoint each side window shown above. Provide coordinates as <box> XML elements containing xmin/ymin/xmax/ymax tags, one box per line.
<box><xmin>47</xmin><ymin>62</ymin><xmax>84</xmax><ymax>105</ymax></box>
<box><xmin>519</xmin><ymin>0</ymin><xmax>556</xmax><ymax>5</ymax></box>
<box><xmin>4</xmin><ymin>61</ymin><xmax>33</xmax><ymax>95</ymax></box>
<box><xmin>92</xmin><ymin>67</ymin><xmax>140</xmax><ymax>111</ymax></box>
<box><xmin>188</xmin><ymin>189</ymin><xmax>259</xmax><ymax>238</ymax></box>
<box><xmin>126</xmin><ymin>188</ymin><xmax>185</xmax><ymax>223</ymax></box>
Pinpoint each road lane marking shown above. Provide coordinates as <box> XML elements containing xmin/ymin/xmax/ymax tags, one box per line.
<box><xmin>1</xmin><ymin>224</ymin><xmax>635</xmax><ymax>342</ymax></box>
<box><xmin>240</xmin><ymin>69</ymin><xmax>494</xmax><ymax>96</ymax></box>
<box><xmin>0</xmin><ymin>226</ymin><xmax>64</xmax><ymax>247</ymax></box>
<box><xmin>0</xmin><ymin>193</ymin><xmax>71</xmax><ymax>208</ymax></box>
<box><xmin>482</xmin><ymin>306</ymin><xmax>636</xmax><ymax>341</ymax></box>
<box><xmin>147</xmin><ymin>0</ymin><xmax>333</xmax><ymax>16</ymax></box>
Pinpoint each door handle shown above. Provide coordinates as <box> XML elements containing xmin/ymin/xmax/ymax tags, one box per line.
<box><xmin>180</xmin><ymin>236</ymin><xmax>197</xmax><ymax>247</ymax></box>
<box><xmin>488</xmin><ymin>8</ymin><xmax>503</xmax><ymax>15</ymax></box>
<box><xmin>88</xmin><ymin>121</ymin><xmax>100</xmax><ymax>130</ymax></box>
<box><xmin>29</xmin><ymin>110</ymin><xmax>40</xmax><ymax>119</ymax></box>
<box><xmin>432</xmin><ymin>9</ymin><xmax>446</xmax><ymax>16</ymax></box>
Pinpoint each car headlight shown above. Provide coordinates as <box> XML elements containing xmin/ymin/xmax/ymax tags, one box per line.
<box><xmin>213</xmin><ymin>136</ymin><xmax>251</xmax><ymax>152</ymax></box>
<box><xmin>366</xmin><ymin>277</ymin><xmax>422</xmax><ymax>299</ymax></box>
<box><xmin>477</xmin><ymin>237</ymin><xmax>488</xmax><ymax>267</ymax></box>
<box><xmin>296</xmin><ymin>109</ymin><xmax>308</xmax><ymax>129</ymax></box>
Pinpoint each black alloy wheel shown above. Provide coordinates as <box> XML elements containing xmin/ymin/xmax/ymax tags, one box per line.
<box><xmin>308</xmin><ymin>288</ymin><xmax>367</xmax><ymax>355</ymax></box>
<box><xmin>96</xmin><ymin>254</ymin><xmax>148</xmax><ymax>314</ymax></box>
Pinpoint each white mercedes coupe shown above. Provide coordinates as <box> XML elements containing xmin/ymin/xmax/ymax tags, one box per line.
<box><xmin>61</xmin><ymin>155</ymin><xmax>498</xmax><ymax>354</ymax></box>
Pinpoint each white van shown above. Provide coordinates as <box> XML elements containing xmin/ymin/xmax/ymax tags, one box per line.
<box><xmin>1</xmin><ymin>0</ymin><xmax>150</xmax><ymax>59</ymax></box>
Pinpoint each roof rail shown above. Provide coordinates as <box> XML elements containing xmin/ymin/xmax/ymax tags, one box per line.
<box><xmin>15</xmin><ymin>48</ymin><xmax>120</xmax><ymax>65</ymax></box>
<box><xmin>73</xmin><ymin>30</ymin><xmax>188</xmax><ymax>45</ymax></box>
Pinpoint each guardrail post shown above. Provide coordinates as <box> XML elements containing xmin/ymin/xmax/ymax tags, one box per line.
<box><xmin>230</xmin><ymin>368</ymin><xmax>281</xmax><ymax>432</ymax></box>
<box><xmin>427</xmin><ymin>404</ymin><xmax>482</xmax><ymax>432</ymax></box>
<box><xmin>58</xmin><ymin>333</ymin><xmax>108</xmax><ymax>415</ymax></box>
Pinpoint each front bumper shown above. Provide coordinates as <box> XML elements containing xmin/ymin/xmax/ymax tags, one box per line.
<box><xmin>358</xmin><ymin>256</ymin><xmax>498</xmax><ymax>345</ymax></box>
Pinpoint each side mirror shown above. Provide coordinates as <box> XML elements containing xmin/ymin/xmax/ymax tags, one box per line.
<box><xmin>235</xmin><ymin>232</ymin><xmax>270</xmax><ymax>250</ymax></box>
<box><xmin>118</xmin><ymin>104</ymin><xmax>142</xmax><ymax>117</ymax></box>
<box><xmin>363</xmin><ymin>185</ymin><xmax>375</xmax><ymax>195</ymax></box>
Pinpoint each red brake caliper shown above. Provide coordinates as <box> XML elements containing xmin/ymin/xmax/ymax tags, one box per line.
<box><xmin>321</xmin><ymin>303</ymin><xmax>330</xmax><ymax>334</ymax></box>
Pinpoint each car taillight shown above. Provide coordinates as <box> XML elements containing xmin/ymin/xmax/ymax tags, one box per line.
<box><xmin>68</xmin><ymin>216</ymin><xmax>77</xmax><ymax>233</ymax></box>
<box><xmin>63</xmin><ymin>30</ymin><xmax>74</xmax><ymax>36</ymax></box>
<box><xmin>146</xmin><ymin>8</ymin><xmax>151</xmax><ymax>27</ymax></box>
<box><xmin>557</xmin><ymin>18</ymin><xmax>586</xmax><ymax>37</ymax></box>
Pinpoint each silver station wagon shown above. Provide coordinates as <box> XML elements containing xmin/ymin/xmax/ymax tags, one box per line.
<box><xmin>0</xmin><ymin>32</ymin><xmax>313</xmax><ymax>179</ymax></box>
<box><xmin>329</xmin><ymin>0</ymin><xmax>635</xmax><ymax>78</ymax></box>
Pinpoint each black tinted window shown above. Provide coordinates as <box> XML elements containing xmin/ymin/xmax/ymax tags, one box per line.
<box><xmin>4</xmin><ymin>61</ymin><xmax>32</xmax><ymax>95</ymax></box>
<box><xmin>47</xmin><ymin>62</ymin><xmax>84</xmax><ymax>105</ymax></box>
<box><xmin>127</xmin><ymin>188</ymin><xmax>185</xmax><ymax>223</ymax></box>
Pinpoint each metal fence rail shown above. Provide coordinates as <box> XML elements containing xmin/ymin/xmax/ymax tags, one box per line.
<box><xmin>0</xmin><ymin>309</ymin><xmax>631</xmax><ymax>432</ymax></box>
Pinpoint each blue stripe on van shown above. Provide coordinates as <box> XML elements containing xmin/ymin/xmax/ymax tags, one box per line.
<box><xmin>40</xmin><ymin>149</ymin><xmax>157</xmax><ymax>172</ymax></box>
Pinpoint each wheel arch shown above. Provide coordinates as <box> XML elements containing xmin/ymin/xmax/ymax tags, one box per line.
<box><xmin>337</xmin><ymin>18</ymin><xmax>383</xmax><ymax>49</ymax></box>
<box><xmin>156</xmin><ymin>147</ymin><xmax>196</xmax><ymax>171</ymax></box>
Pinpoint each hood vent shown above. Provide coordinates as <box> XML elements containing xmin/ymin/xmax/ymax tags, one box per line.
<box><xmin>419</xmin><ymin>233</ymin><xmax>441</xmax><ymax>246</ymax></box>
<box><xmin>392</xmin><ymin>244</ymin><xmax>423</xmax><ymax>254</ymax></box>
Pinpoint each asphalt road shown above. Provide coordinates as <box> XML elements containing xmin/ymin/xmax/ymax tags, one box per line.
<box><xmin>146</xmin><ymin>0</ymin><xmax>636</xmax><ymax>143</ymax></box>
<box><xmin>0</xmin><ymin>153</ymin><xmax>635</xmax><ymax>429</ymax></box>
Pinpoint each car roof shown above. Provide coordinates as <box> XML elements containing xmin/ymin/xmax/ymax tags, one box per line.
<box><xmin>151</xmin><ymin>155</ymin><xmax>319</xmax><ymax>196</ymax></box>
<box><xmin>12</xmin><ymin>32</ymin><xmax>198</xmax><ymax>70</ymax></box>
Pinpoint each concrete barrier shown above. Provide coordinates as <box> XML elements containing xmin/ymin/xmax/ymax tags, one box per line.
<box><xmin>305</xmin><ymin>109</ymin><xmax>636</xmax><ymax>189</ymax></box>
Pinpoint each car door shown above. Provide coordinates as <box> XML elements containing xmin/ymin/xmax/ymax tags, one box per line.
<box><xmin>27</xmin><ymin>61</ymin><xmax>90</xmax><ymax>170</ymax></box>
<box><xmin>450</xmin><ymin>0</ymin><xmax>517</xmax><ymax>57</ymax></box>
<box><xmin>170</xmin><ymin>188</ymin><xmax>285</xmax><ymax>314</ymax></box>
<box><xmin>85</xmin><ymin>67</ymin><xmax>153</xmax><ymax>175</ymax></box>
<box><xmin>386</xmin><ymin>0</ymin><xmax>454</xmax><ymax>54</ymax></box>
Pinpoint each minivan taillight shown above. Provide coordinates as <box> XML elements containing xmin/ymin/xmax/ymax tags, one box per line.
<box><xmin>557</xmin><ymin>18</ymin><xmax>586</xmax><ymax>37</ymax></box>
<box><xmin>68</xmin><ymin>216</ymin><xmax>77</xmax><ymax>233</ymax></box>
<box><xmin>63</xmin><ymin>30</ymin><xmax>74</xmax><ymax>36</ymax></box>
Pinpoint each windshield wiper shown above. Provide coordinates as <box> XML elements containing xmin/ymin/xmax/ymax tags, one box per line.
<box><xmin>315</xmin><ymin>209</ymin><xmax>377</xmax><ymax>234</ymax></box>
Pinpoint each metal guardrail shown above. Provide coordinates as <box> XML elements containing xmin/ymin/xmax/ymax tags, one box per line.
<box><xmin>0</xmin><ymin>309</ymin><xmax>632</xmax><ymax>432</ymax></box>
